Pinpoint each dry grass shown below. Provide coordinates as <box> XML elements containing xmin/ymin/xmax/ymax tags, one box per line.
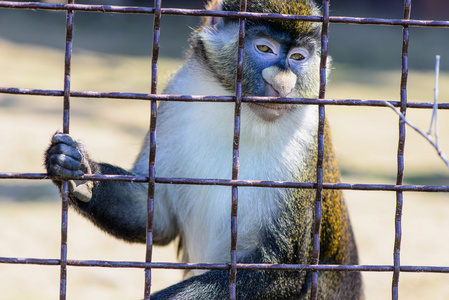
<box><xmin>1</xmin><ymin>38</ymin><xmax>449</xmax><ymax>299</ymax></box>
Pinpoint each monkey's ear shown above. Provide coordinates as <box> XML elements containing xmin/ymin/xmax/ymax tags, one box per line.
<box><xmin>203</xmin><ymin>0</ymin><xmax>224</xmax><ymax>27</ymax></box>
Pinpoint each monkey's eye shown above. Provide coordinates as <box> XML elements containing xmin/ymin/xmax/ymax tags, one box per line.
<box><xmin>256</xmin><ymin>44</ymin><xmax>273</xmax><ymax>54</ymax></box>
<box><xmin>290</xmin><ymin>53</ymin><xmax>306</xmax><ymax>61</ymax></box>
<box><xmin>288</xmin><ymin>47</ymin><xmax>310</xmax><ymax>64</ymax></box>
<box><xmin>253</xmin><ymin>38</ymin><xmax>279</xmax><ymax>57</ymax></box>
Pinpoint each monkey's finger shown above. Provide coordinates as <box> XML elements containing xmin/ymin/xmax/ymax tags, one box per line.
<box><xmin>48</xmin><ymin>163</ymin><xmax>84</xmax><ymax>179</ymax></box>
<box><xmin>49</xmin><ymin>154</ymin><xmax>82</xmax><ymax>171</ymax></box>
<box><xmin>47</xmin><ymin>143</ymin><xmax>82</xmax><ymax>162</ymax></box>
<box><xmin>51</xmin><ymin>132</ymin><xmax>78</xmax><ymax>148</ymax></box>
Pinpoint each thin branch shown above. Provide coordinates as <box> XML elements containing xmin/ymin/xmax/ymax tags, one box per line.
<box><xmin>382</xmin><ymin>101</ymin><xmax>449</xmax><ymax>168</ymax></box>
<box><xmin>430</xmin><ymin>55</ymin><xmax>440</xmax><ymax>146</ymax></box>
<box><xmin>381</xmin><ymin>55</ymin><xmax>448</xmax><ymax>169</ymax></box>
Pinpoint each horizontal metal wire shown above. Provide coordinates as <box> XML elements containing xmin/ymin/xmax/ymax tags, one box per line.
<box><xmin>1</xmin><ymin>173</ymin><xmax>448</xmax><ymax>192</ymax></box>
<box><xmin>1</xmin><ymin>1</ymin><xmax>449</xmax><ymax>28</ymax></box>
<box><xmin>1</xmin><ymin>256</ymin><xmax>449</xmax><ymax>273</ymax></box>
<box><xmin>0</xmin><ymin>87</ymin><xmax>448</xmax><ymax>109</ymax></box>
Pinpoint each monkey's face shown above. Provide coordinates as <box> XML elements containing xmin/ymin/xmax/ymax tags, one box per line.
<box><xmin>241</xmin><ymin>29</ymin><xmax>320</xmax><ymax>122</ymax></box>
<box><xmin>241</xmin><ymin>28</ymin><xmax>321</xmax><ymax>122</ymax></box>
<box><xmin>194</xmin><ymin>18</ymin><xmax>322</xmax><ymax>122</ymax></box>
<box><xmin>192</xmin><ymin>0</ymin><xmax>322</xmax><ymax>122</ymax></box>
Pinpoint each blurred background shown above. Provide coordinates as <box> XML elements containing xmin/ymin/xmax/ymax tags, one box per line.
<box><xmin>0</xmin><ymin>0</ymin><xmax>448</xmax><ymax>299</ymax></box>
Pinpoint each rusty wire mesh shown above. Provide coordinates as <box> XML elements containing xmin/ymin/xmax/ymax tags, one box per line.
<box><xmin>0</xmin><ymin>0</ymin><xmax>449</xmax><ymax>300</ymax></box>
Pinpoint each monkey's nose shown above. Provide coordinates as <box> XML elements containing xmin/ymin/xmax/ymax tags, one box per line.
<box><xmin>262</xmin><ymin>66</ymin><xmax>297</xmax><ymax>98</ymax></box>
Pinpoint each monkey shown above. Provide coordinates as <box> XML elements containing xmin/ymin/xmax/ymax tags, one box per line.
<box><xmin>45</xmin><ymin>0</ymin><xmax>363</xmax><ymax>298</ymax></box>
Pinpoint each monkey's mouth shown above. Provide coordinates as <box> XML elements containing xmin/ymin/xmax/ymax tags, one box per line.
<box><xmin>246</xmin><ymin>82</ymin><xmax>294</xmax><ymax>122</ymax></box>
<box><xmin>247</xmin><ymin>102</ymin><xmax>293</xmax><ymax>122</ymax></box>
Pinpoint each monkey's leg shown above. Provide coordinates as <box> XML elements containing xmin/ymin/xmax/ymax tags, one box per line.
<box><xmin>151</xmin><ymin>267</ymin><xmax>310</xmax><ymax>300</ymax></box>
<box><xmin>150</xmin><ymin>231</ymin><xmax>315</xmax><ymax>300</ymax></box>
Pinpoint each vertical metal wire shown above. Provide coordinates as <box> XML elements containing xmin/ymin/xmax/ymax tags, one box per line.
<box><xmin>392</xmin><ymin>0</ymin><xmax>411</xmax><ymax>299</ymax></box>
<box><xmin>310</xmin><ymin>1</ymin><xmax>330</xmax><ymax>299</ymax></box>
<box><xmin>144</xmin><ymin>0</ymin><xmax>161</xmax><ymax>299</ymax></box>
<box><xmin>60</xmin><ymin>0</ymin><xmax>74</xmax><ymax>299</ymax></box>
<box><xmin>229</xmin><ymin>1</ymin><xmax>247</xmax><ymax>299</ymax></box>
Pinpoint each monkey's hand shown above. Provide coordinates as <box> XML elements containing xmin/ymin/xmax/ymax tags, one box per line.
<box><xmin>45</xmin><ymin>133</ymin><xmax>93</xmax><ymax>202</ymax></box>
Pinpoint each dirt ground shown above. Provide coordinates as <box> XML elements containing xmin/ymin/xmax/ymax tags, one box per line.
<box><xmin>1</xmin><ymin>38</ymin><xmax>449</xmax><ymax>299</ymax></box>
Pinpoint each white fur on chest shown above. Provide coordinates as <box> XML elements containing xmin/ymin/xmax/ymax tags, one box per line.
<box><xmin>135</xmin><ymin>59</ymin><xmax>318</xmax><ymax>270</ymax></box>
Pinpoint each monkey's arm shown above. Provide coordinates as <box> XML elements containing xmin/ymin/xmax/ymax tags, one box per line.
<box><xmin>45</xmin><ymin>133</ymin><xmax>177</xmax><ymax>244</ymax></box>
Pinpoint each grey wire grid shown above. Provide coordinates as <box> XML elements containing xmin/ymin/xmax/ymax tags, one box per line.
<box><xmin>0</xmin><ymin>0</ymin><xmax>449</xmax><ymax>299</ymax></box>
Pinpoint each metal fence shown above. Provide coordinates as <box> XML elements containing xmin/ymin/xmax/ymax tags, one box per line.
<box><xmin>0</xmin><ymin>0</ymin><xmax>448</xmax><ymax>299</ymax></box>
